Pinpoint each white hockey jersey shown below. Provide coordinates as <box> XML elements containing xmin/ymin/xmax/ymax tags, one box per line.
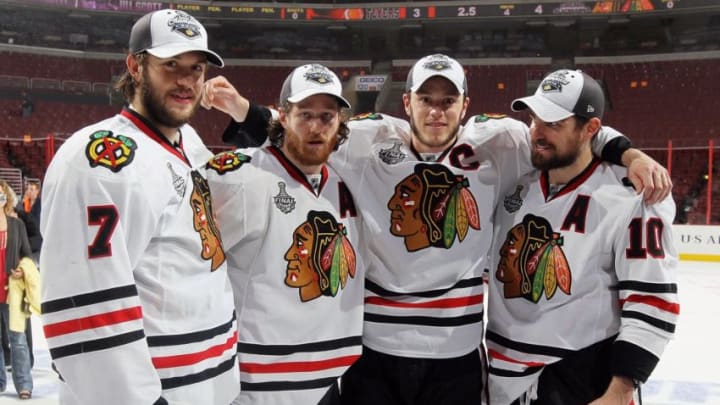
<box><xmin>205</xmin><ymin>146</ymin><xmax>365</xmax><ymax>405</ymax></box>
<box><xmin>40</xmin><ymin>108</ymin><xmax>238</xmax><ymax>405</ymax></box>
<box><xmin>334</xmin><ymin>113</ymin><xmax>529</xmax><ymax>358</ymax></box>
<box><xmin>486</xmin><ymin>159</ymin><xmax>679</xmax><ymax>404</ymax></box>
<box><xmin>336</xmin><ymin>113</ymin><xmax>623</xmax><ymax>359</ymax></box>
<box><xmin>228</xmin><ymin>108</ymin><xmax>628</xmax><ymax>361</ymax></box>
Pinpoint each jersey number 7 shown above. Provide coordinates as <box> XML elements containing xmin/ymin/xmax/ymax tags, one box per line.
<box><xmin>88</xmin><ymin>205</ymin><xmax>119</xmax><ymax>259</ymax></box>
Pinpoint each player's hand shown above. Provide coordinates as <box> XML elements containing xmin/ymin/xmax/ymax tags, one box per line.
<box><xmin>588</xmin><ymin>376</ymin><xmax>635</xmax><ymax>405</ymax></box>
<box><xmin>201</xmin><ymin>76</ymin><xmax>250</xmax><ymax>123</ymax></box>
<box><xmin>624</xmin><ymin>149</ymin><xmax>672</xmax><ymax>204</ymax></box>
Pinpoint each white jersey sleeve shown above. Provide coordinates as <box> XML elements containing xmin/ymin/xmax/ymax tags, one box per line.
<box><xmin>603</xmin><ymin>166</ymin><xmax>679</xmax><ymax>378</ymax></box>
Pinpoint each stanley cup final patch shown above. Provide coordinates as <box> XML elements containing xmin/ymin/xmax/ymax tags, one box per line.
<box><xmin>274</xmin><ymin>181</ymin><xmax>296</xmax><ymax>214</ymax></box>
<box><xmin>378</xmin><ymin>141</ymin><xmax>406</xmax><ymax>165</ymax></box>
<box><xmin>85</xmin><ymin>130</ymin><xmax>137</xmax><ymax>172</ymax></box>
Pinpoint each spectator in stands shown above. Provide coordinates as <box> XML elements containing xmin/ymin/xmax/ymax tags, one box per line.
<box><xmin>0</xmin><ymin>179</ymin><xmax>33</xmax><ymax>400</ymax></box>
<box><xmin>16</xmin><ymin>181</ymin><xmax>40</xmax><ymax>236</ymax></box>
<box><xmin>1</xmin><ymin>185</ymin><xmax>40</xmax><ymax>371</ymax></box>
<box><xmin>20</xmin><ymin>92</ymin><xmax>33</xmax><ymax>118</ymax></box>
<box><xmin>39</xmin><ymin>9</ymin><xmax>238</xmax><ymax>405</ymax></box>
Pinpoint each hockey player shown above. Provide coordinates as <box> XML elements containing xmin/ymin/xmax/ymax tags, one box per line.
<box><xmin>39</xmin><ymin>9</ymin><xmax>238</xmax><ymax>405</ymax></box>
<box><xmin>203</xmin><ymin>54</ymin><xmax>671</xmax><ymax>405</ymax></box>
<box><xmin>486</xmin><ymin>69</ymin><xmax>679</xmax><ymax>404</ymax></box>
<box><xmin>205</xmin><ymin>64</ymin><xmax>365</xmax><ymax>405</ymax></box>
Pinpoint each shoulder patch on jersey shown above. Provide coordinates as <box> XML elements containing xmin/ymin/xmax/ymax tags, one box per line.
<box><xmin>474</xmin><ymin>113</ymin><xmax>507</xmax><ymax>122</ymax></box>
<box><xmin>350</xmin><ymin>112</ymin><xmax>383</xmax><ymax>121</ymax></box>
<box><xmin>206</xmin><ymin>151</ymin><xmax>251</xmax><ymax>175</ymax></box>
<box><xmin>496</xmin><ymin>214</ymin><xmax>571</xmax><ymax>303</ymax></box>
<box><xmin>284</xmin><ymin>210</ymin><xmax>357</xmax><ymax>302</ymax></box>
<box><xmin>378</xmin><ymin>141</ymin><xmax>406</xmax><ymax>165</ymax></box>
<box><xmin>85</xmin><ymin>130</ymin><xmax>137</xmax><ymax>173</ymax></box>
<box><xmin>503</xmin><ymin>185</ymin><xmax>524</xmax><ymax>213</ymax></box>
<box><xmin>273</xmin><ymin>181</ymin><xmax>296</xmax><ymax>214</ymax></box>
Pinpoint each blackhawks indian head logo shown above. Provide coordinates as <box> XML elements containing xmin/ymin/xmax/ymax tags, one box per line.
<box><xmin>189</xmin><ymin>170</ymin><xmax>225</xmax><ymax>271</ymax></box>
<box><xmin>284</xmin><ymin>211</ymin><xmax>356</xmax><ymax>302</ymax></box>
<box><xmin>496</xmin><ymin>214</ymin><xmax>571</xmax><ymax>303</ymax></box>
<box><xmin>387</xmin><ymin>163</ymin><xmax>480</xmax><ymax>252</ymax></box>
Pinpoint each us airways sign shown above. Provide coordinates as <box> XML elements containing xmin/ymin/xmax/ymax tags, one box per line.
<box><xmin>673</xmin><ymin>224</ymin><xmax>720</xmax><ymax>262</ymax></box>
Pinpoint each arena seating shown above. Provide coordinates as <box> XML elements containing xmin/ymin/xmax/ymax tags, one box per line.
<box><xmin>1</xmin><ymin>55</ymin><xmax>719</xmax><ymax>223</ymax></box>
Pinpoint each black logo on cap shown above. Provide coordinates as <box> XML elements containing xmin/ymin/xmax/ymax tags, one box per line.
<box><xmin>168</xmin><ymin>11</ymin><xmax>201</xmax><ymax>39</ymax></box>
<box><xmin>304</xmin><ymin>64</ymin><xmax>335</xmax><ymax>85</ymax></box>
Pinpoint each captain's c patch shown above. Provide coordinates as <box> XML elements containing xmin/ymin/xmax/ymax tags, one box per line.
<box><xmin>85</xmin><ymin>130</ymin><xmax>137</xmax><ymax>172</ymax></box>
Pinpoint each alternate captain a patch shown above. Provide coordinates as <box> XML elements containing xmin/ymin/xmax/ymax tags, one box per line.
<box><xmin>496</xmin><ymin>214</ymin><xmax>571</xmax><ymax>303</ymax></box>
<box><xmin>85</xmin><ymin>130</ymin><xmax>137</xmax><ymax>172</ymax></box>
<box><xmin>206</xmin><ymin>151</ymin><xmax>251</xmax><ymax>175</ymax></box>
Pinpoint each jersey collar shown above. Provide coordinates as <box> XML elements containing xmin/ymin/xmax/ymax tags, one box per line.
<box><xmin>267</xmin><ymin>145</ymin><xmax>328</xmax><ymax>196</ymax></box>
<box><xmin>120</xmin><ymin>107</ymin><xmax>190</xmax><ymax>166</ymax></box>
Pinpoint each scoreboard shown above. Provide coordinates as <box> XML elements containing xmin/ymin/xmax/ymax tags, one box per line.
<box><xmin>12</xmin><ymin>0</ymin><xmax>720</xmax><ymax>21</ymax></box>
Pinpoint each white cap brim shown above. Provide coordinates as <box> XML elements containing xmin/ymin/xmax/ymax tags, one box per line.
<box><xmin>512</xmin><ymin>95</ymin><xmax>574</xmax><ymax>123</ymax></box>
<box><xmin>147</xmin><ymin>44</ymin><xmax>224</xmax><ymax>67</ymax></box>
<box><xmin>286</xmin><ymin>88</ymin><xmax>351</xmax><ymax>109</ymax></box>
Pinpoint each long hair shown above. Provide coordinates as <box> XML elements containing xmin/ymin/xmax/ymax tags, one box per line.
<box><xmin>0</xmin><ymin>179</ymin><xmax>18</xmax><ymax>216</ymax></box>
<box><xmin>113</xmin><ymin>52</ymin><xmax>147</xmax><ymax>103</ymax></box>
<box><xmin>268</xmin><ymin>100</ymin><xmax>350</xmax><ymax>150</ymax></box>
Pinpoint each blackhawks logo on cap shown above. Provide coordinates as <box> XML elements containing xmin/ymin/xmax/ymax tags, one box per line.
<box><xmin>304</xmin><ymin>64</ymin><xmax>335</xmax><ymax>85</ymax></box>
<box><xmin>206</xmin><ymin>151</ymin><xmax>251</xmax><ymax>175</ymax></box>
<box><xmin>85</xmin><ymin>130</ymin><xmax>137</xmax><ymax>172</ymax></box>
<box><xmin>168</xmin><ymin>11</ymin><xmax>202</xmax><ymax>39</ymax></box>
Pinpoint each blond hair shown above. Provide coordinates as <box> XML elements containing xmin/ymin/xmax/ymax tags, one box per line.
<box><xmin>0</xmin><ymin>179</ymin><xmax>18</xmax><ymax>216</ymax></box>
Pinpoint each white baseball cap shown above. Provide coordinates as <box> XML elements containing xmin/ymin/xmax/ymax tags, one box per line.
<box><xmin>406</xmin><ymin>54</ymin><xmax>467</xmax><ymax>95</ymax></box>
<box><xmin>129</xmin><ymin>9</ymin><xmax>224</xmax><ymax>67</ymax></box>
<box><xmin>512</xmin><ymin>69</ymin><xmax>605</xmax><ymax>122</ymax></box>
<box><xmin>279</xmin><ymin>64</ymin><xmax>351</xmax><ymax>108</ymax></box>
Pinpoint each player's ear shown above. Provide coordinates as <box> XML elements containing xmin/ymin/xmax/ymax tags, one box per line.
<box><xmin>585</xmin><ymin>117</ymin><xmax>602</xmax><ymax>139</ymax></box>
<box><xmin>126</xmin><ymin>53</ymin><xmax>142</xmax><ymax>81</ymax></box>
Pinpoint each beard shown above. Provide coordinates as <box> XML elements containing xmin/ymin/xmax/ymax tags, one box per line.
<box><xmin>531</xmin><ymin>135</ymin><xmax>582</xmax><ymax>171</ymax></box>
<box><xmin>139</xmin><ymin>70</ymin><xmax>200</xmax><ymax>129</ymax></box>
<box><xmin>283</xmin><ymin>131</ymin><xmax>336</xmax><ymax>168</ymax></box>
